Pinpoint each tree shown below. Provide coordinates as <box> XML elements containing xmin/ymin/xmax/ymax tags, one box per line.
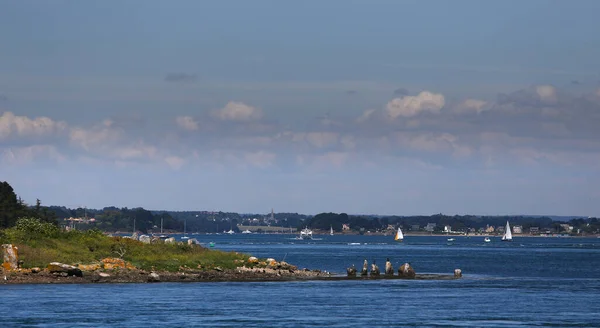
<box><xmin>0</xmin><ymin>181</ymin><xmax>29</xmax><ymax>228</ymax></box>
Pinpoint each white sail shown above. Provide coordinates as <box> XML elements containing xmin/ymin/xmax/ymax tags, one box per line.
<box><xmin>502</xmin><ymin>221</ymin><xmax>512</xmax><ymax>241</ymax></box>
<box><xmin>395</xmin><ymin>227</ymin><xmax>404</xmax><ymax>241</ymax></box>
<box><xmin>330</xmin><ymin>225</ymin><xmax>334</xmax><ymax>236</ymax></box>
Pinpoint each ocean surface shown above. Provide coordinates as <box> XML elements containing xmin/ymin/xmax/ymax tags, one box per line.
<box><xmin>3</xmin><ymin>234</ymin><xmax>600</xmax><ymax>327</ymax></box>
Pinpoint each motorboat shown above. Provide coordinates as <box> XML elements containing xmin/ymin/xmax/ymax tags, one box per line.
<box><xmin>300</xmin><ymin>227</ymin><xmax>313</xmax><ymax>239</ymax></box>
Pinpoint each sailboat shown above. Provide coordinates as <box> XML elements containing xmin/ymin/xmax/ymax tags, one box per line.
<box><xmin>394</xmin><ymin>227</ymin><xmax>404</xmax><ymax>242</ymax></box>
<box><xmin>330</xmin><ymin>225</ymin><xmax>334</xmax><ymax>236</ymax></box>
<box><xmin>181</xmin><ymin>219</ymin><xmax>189</xmax><ymax>240</ymax></box>
<box><xmin>502</xmin><ymin>221</ymin><xmax>513</xmax><ymax>241</ymax></box>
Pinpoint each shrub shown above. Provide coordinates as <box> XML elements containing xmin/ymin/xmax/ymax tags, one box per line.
<box><xmin>15</xmin><ymin>217</ymin><xmax>60</xmax><ymax>238</ymax></box>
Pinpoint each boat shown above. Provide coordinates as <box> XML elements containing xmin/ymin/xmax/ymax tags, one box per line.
<box><xmin>502</xmin><ymin>221</ymin><xmax>513</xmax><ymax>241</ymax></box>
<box><xmin>447</xmin><ymin>238</ymin><xmax>455</xmax><ymax>242</ymax></box>
<box><xmin>394</xmin><ymin>227</ymin><xmax>404</xmax><ymax>242</ymax></box>
<box><xmin>208</xmin><ymin>242</ymin><xmax>215</xmax><ymax>247</ymax></box>
<box><xmin>330</xmin><ymin>225</ymin><xmax>334</xmax><ymax>236</ymax></box>
<box><xmin>225</xmin><ymin>229</ymin><xmax>235</xmax><ymax>234</ymax></box>
<box><xmin>300</xmin><ymin>227</ymin><xmax>313</xmax><ymax>239</ymax></box>
<box><xmin>241</xmin><ymin>229</ymin><xmax>252</xmax><ymax>234</ymax></box>
<box><xmin>484</xmin><ymin>237</ymin><xmax>491</xmax><ymax>243</ymax></box>
<box><xmin>181</xmin><ymin>219</ymin><xmax>189</xmax><ymax>240</ymax></box>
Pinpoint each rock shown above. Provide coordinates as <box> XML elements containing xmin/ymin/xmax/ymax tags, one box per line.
<box><xmin>164</xmin><ymin>237</ymin><xmax>176</xmax><ymax>244</ymax></box>
<box><xmin>278</xmin><ymin>261</ymin><xmax>297</xmax><ymax>271</ymax></box>
<box><xmin>361</xmin><ymin>259</ymin><xmax>368</xmax><ymax>276</ymax></box>
<box><xmin>78</xmin><ymin>263</ymin><xmax>101</xmax><ymax>271</ymax></box>
<box><xmin>454</xmin><ymin>269</ymin><xmax>462</xmax><ymax>278</ymax></box>
<box><xmin>101</xmin><ymin>258</ymin><xmax>135</xmax><ymax>270</ymax></box>
<box><xmin>187</xmin><ymin>238</ymin><xmax>199</xmax><ymax>245</ymax></box>
<box><xmin>2</xmin><ymin>244</ymin><xmax>19</xmax><ymax>271</ymax></box>
<box><xmin>266</xmin><ymin>258</ymin><xmax>276</xmax><ymax>266</ymax></box>
<box><xmin>98</xmin><ymin>272</ymin><xmax>111</xmax><ymax>278</ymax></box>
<box><xmin>148</xmin><ymin>272</ymin><xmax>160</xmax><ymax>282</ymax></box>
<box><xmin>370</xmin><ymin>263</ymin><xmax>380</xmax><ymax>276</ymax></box>
<box><xmin>47</xmin><ymin>262</ymin><xmax>83</xmax><ymax>277</ymax></box>
<box><xmin>398</xmin><ymin>262</ymin><xmax>416</xmax><ymax>278</ymax></box>
<box><xmin>139</xmin><ymin>235</ymin><xmax>151</xmax><ymax>244</ymax></box>
<box><xmin>347</xmin><ymin>264</ymin><xmax>357</xmax><ymax>277</ymax></box>
<box><xmin>385</xmin><ymin>258</ymin><xmax>394</xmax><ymax>275</ymax></box>
<box><xmin>30</xmin><ymin>267</ymin><xmax>41</xmax><ymax>274</ymax></box>
<box><xmin>248</xmin><ymin>256</ymin><xmax>259</xmax><ymax>264</ymax></box>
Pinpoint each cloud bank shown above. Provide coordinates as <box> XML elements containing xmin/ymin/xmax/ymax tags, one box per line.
<box><xmin>2</xmin><ymin>85</ymin><xmax>600</xmax><ymax>174</ymax></box>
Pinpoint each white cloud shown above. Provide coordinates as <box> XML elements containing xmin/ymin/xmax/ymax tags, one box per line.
<box><xmin>165</xmin><ymin>156</ymin><xmax>185</xmax><ymax>170</ymax></box>
<box><xmin>175</xmin><ymin>116</ymin><xmax>199</xmax><ymax>131</ymax></box>
<box><xmin>305</xmin><ymin>132</ymin><xmax>339</xmax><ymax>148</ymax></box>
<box><xmin>0</xmin><ymin>111</ymin><xmax>67</xmax><ymax>140</ymax></box>
<box><xmin>69</xmin><ymin>119</ymin><xmax>158</xmax><ymax>162</ymax></box>
<box><xmin>455</xmin><ymin>99</ymin><xmax>488</xmax><ymax>114</ymax></box>
<box><xmin>111</xmin><ymin>143</ymin><xmax>158</xmax><ymax>160</ymax></box>
<box><xmin>356</xmin><ymin>109</ymin><xmax>376</xmax><ymax>123</ymax></box>
<box><xmin>69</xmin><ymin>119</ymin><xmax>121</xmax><ymax>151</ymax></box>
<box><xmin>392</xmin><ymin>132</ymin><xmax>472</xmax><ymax>158</ymax></box>
<box><xmin>535</xmin><ymin>85</ymin><xmax>558</xmax><ymax>104</ymax></box>
<box><xmin>297</xmin><ymin>151</ymin><xmax>350</xmax><ymax>169</ymax></box>
<box><xmin>1</xmin><ymin>145</ymin><xmax>65</xmax><ymax>164</ymax></box>
<box><xmin>385</xmin><ymin>91</ymin><xmax>445</xmax><ymax>119</ymax></box>
<box><xmin>244</xmin><ymin>151</ymin><xmax>276</xmax><ymax>168</ymax></box>
<box><xmin>211</xmin><ymin>101</ymin><xmax>263</xmax><ymax>121</ymax></box>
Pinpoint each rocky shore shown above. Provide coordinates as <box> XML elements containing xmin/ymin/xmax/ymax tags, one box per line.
<box><xmin>1</xmin><ymin>267</ymin><xmax>460</xmax><ymax>285</ymax></box>
<box><xmin>2</xmin><ymin>243</ymin><xmax>461</xmax><ymax>285</ymax></box>
<box><xmin>1</xmin><ymin>266</ymin><xmax>331</xmax><ymax>285</ymax></box>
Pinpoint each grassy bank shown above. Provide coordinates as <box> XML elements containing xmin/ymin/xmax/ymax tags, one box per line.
<box><xmin>1</xmin><ymin>218</ymin><xmax>249</xmax><ymax>272</ymax></box>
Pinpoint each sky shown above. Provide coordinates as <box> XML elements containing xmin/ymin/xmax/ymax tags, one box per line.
<box><xmin>1</xmin><ymin>0</ymin><xmax>600</xmax><ymax>216</ymax></box>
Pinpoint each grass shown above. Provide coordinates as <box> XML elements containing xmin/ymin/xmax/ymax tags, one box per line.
<box><xmin>1</xmin><ymin>218</ymin><xmax>252</xmax><ymax>272</ymax></box>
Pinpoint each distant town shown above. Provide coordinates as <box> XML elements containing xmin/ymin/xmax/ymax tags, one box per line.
<box><xmin>52</xmin><ymin>207</ymin><xmax>599</xmax><ymax>237</ymax></box>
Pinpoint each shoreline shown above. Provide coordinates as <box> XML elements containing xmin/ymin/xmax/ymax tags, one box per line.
<box><xmin>1</xmin><ymin>268</ymin><xmax>459</xmax><ymax>285</ymax></box>
<box><xmin>120</xmin><ymin>231</ymin><xmax>600</xmax><ymax>239</ymax></box>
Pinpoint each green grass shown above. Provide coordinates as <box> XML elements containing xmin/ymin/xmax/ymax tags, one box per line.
<box><xmin>1</xmin><ymin>218</ymin><xmax>252</xmax><ymax>272</ymax></box>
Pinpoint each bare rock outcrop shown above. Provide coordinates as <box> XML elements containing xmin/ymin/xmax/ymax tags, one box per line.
<box><xmin>148</xmin><ymin>272</ymin><xmax>160</xmax><ymax>282</ymax></box>
<box><xmin>47</xmin><ymin>262</ymin><xmax>83</xmax><ymax>277</ymax></box>
<box><xmin>102</xmin><ymin>258</ymin><xmax>136</xmax><ymax>270</ymax></box>
<box><xmin>2</xmin><ymin>244</ymin><xmax>19</xmax><ymax>271</ymax></box>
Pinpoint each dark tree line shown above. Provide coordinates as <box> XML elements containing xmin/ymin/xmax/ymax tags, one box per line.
<box><xmin>3</xmin><ymin>180</ymin><xmax>598</xmax><ymax>235</ymax></box>
<box><xmin>0</xmin><ymin>181</ymin><xmax>58</xmax><ymax>229</ymax></box>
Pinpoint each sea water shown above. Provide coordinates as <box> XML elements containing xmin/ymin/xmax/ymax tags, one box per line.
<box><xmin>2</xmin><ymin>235</ymin><xmax>600</xmax><ymax>327</ymax></box>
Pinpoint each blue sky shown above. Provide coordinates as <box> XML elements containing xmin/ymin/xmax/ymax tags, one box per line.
<box><xmin>1</xmin><ymin>0</ymin><xmax>599</xmax><ymax>216</ymax></box>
